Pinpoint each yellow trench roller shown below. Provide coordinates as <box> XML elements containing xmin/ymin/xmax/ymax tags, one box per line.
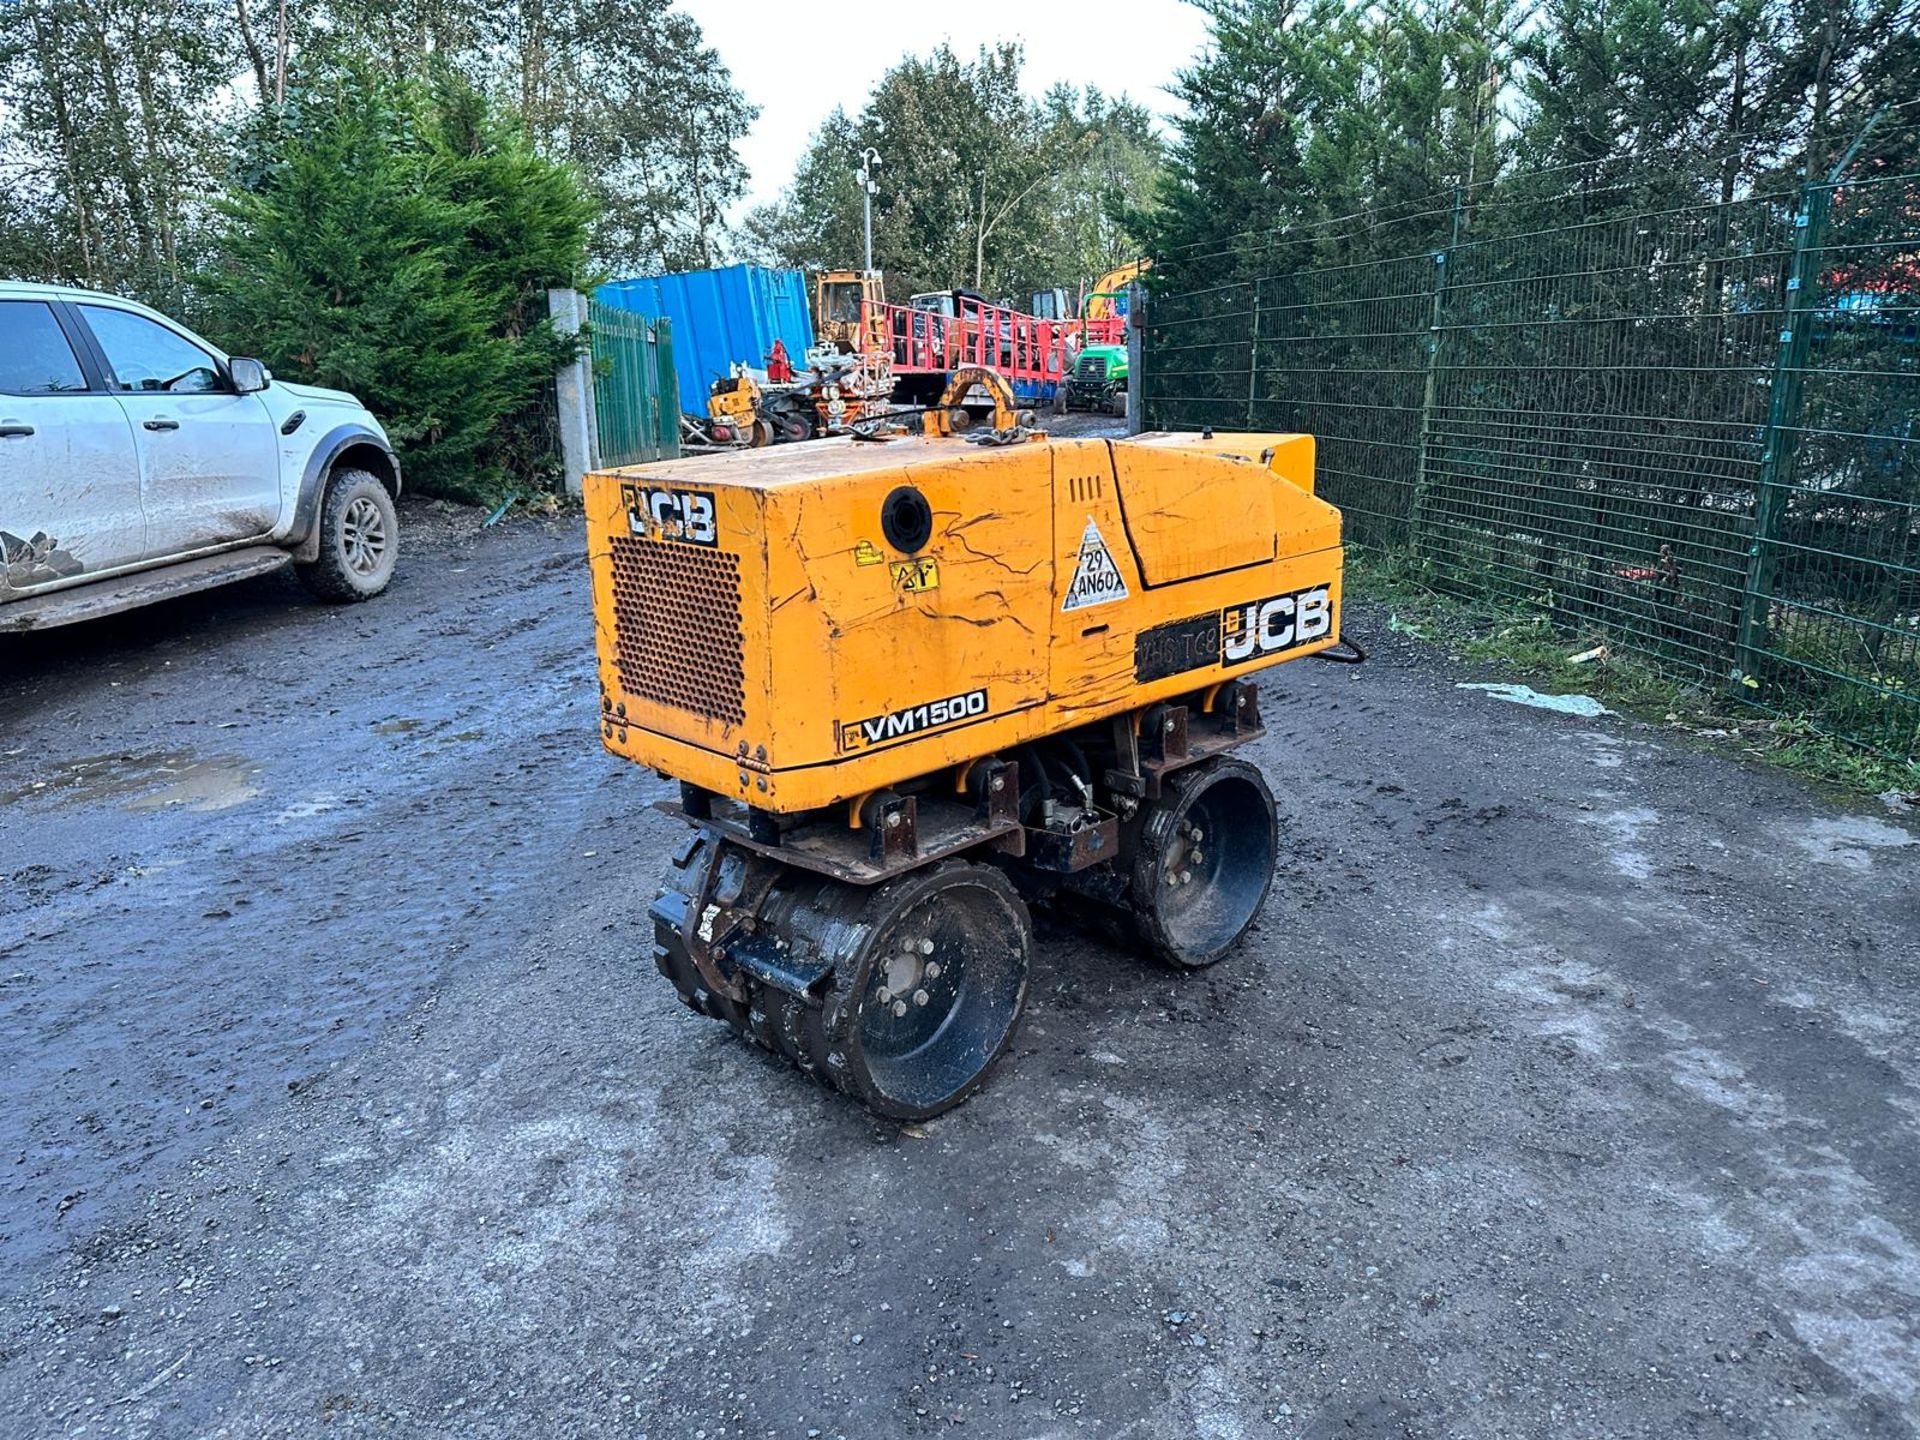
<box><xmin>586</xmin><ymin>424</ymin><xmax>1348</xmax><ymax>1118</ymax></box>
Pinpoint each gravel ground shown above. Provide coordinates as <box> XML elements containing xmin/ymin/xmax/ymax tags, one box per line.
<box><xmin>3</xmin><ymin>448</ymin><xmax>1918</xmax><ymax>1440</ymax></box>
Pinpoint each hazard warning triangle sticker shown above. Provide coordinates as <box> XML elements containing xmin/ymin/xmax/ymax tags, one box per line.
<box><xmin>1061</xmin><ymin>518</ymin><xmax>1130</xmax><ymax>612</ymax></box>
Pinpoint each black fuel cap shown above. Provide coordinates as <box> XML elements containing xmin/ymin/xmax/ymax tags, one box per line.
<box><xmin>881</xmin><ymin>485</ymin><xmax>934</xmax><ymax>554</ymax></box>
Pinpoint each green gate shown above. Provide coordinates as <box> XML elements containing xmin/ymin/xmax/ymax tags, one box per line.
<box><xmin>589</xmin><ymin>303</ymin><xmax>681</xmax><ymax>467</ymax></box>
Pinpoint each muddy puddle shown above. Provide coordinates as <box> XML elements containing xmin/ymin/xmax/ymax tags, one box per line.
<box><xmin>1</xmin><ymin>749</ymin><xmax>262</xmax><ymax>812</ymax></box>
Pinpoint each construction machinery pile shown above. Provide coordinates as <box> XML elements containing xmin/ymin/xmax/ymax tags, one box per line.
<box><xmin>1063</xmin><ymin>261</ymin><xmax>1147</xmax><ymax>416</ymax></box>
<box><xmin>584</xmin><ymin>393</ymin><xmax>1348</xmax><ymax>1118</ymax></box>
<box><xmin>684</xmin><ymin>270</ymin><xmax>897</xmax><ymax>451</ymax></box>
<box><xmin>682</xmin><ymin>266</ymin><xmax>1137</xmax><ymax>451</ymax></box>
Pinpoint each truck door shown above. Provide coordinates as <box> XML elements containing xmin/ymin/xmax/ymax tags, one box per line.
<box><xmin>77</xmin><ymin>303</ymin><xmax>280</xmax><ymax>559</ymax></box>
<box><xmin>0</xmin><ymin>298</ymin><xmax>145</xmax><ymax>596</ymax></box>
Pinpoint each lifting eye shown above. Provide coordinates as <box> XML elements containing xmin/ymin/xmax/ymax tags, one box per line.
<box><xmin>881</xmin><ymin>486</ymin><xmax>933</xmax><ymax>554</ymax></box>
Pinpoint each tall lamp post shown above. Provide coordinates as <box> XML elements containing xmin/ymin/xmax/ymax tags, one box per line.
<box><xmin>858</xmin><ymin>148</ymin><xmax>881</xmax><ymax>273</ymax></box>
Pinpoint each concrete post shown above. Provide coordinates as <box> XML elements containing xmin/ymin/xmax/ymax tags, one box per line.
<box><xmin>549</xmin><ymin>287</ymin><xmax>599</xmax><ymax>496</ymax></box>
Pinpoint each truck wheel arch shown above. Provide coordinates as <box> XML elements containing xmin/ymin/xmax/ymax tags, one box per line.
<box><xmin>291</xmin><ymin>428</ymin><xmax>402</xmax><ymax>563</ymax></box>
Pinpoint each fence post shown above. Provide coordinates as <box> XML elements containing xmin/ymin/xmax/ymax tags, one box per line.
<box><xmin>654</xmin><ymin>317</ymin><xmax>681</xmax><ymax>457</ymax></box>
<box><xmin>1245</xmin><ymin>278</ymin><xmax>1262</xmax><ymax>429</ymax></box>
<box><xmin>1125</xmin><ymin>282</ymin><xmax>1145</xmax><ymax>435</ymax></box>
<box><xmin>1408</xmin><ymin>188</ymin><xmax>1465</xmax><ymax>552</ymax></box>
<box><xmin>548</xmin><ymin>287</ymin><xmax>599</xmax><ymax>495</ymax></box>
<box><xmin>1735</xmin><ymin>181</ymin><xmax>1828</xmax><ymax>684</ymax></box>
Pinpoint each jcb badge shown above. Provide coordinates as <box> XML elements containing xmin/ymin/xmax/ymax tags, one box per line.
<box><xmin>1222</xmin><ymin>585</ymin><xmax>1332</xmax><ymax>663</ymax></box>
<box><xmin>622</xmin><ymin>483</ymin><xmax>717</xmax><ymax>546</ymax></box>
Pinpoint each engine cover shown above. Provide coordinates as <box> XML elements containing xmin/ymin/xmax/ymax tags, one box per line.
<box><xmin>585</xmin><ymin>430</ymin><xmax>1342</xmax><ymax>812</ymax></box>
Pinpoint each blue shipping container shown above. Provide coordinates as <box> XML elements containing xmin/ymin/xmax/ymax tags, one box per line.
<box><xmin>596</xmin><ymin>265</ymin><xmax>815</xmax><ymax>415</ymax></box>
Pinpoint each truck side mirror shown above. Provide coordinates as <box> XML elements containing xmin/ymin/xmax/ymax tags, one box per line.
<box><xmin>228</xmin><ymin>357</ymin><xmax>268</xmax><ymax>394</ymax></box>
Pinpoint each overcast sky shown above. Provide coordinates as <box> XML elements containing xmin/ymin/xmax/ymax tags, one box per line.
<box><xmin>676</xmin><ymin>0</ymin><xmax>1216</xmax><ymax>219</ymax></box>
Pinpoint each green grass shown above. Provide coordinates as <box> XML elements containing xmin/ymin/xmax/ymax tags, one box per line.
<box><xmin>1346</xmin><ymin>547</ymin><xmax>1920</xmax><ymax>800</ymax></box>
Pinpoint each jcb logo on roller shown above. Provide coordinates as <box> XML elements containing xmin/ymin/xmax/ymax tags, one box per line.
<box><xmin>622</xmin><ymin>483</ymin><xmax>717</xmax><ymax>546</ymax></box>
<box><xmin>1222</xmin><ymin>585</ymin><xmax>1332</xmax><ymax>664</ymax></box>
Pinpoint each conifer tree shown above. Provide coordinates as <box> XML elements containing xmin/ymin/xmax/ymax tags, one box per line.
<box><xmin>212</xmin><ymin>63</ymin><xmax>593</xmax><ymax>500</ymax></box>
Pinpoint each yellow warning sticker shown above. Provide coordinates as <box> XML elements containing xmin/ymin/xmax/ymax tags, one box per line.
<box><xmin>890</xmin><ymin>557</ymin><xmax>940</xmax><ymax>593</ymax></box>
<box><xmin>854</xmin><ymin>539</ymin><xmax>885</xmax><ymax>566</ymax></box>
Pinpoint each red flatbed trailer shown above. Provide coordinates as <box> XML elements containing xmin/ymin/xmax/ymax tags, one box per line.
<box><xmin>868</xmin><ymin>296</ymin><xmax>1127</xmax><ymax>405</ymax></box>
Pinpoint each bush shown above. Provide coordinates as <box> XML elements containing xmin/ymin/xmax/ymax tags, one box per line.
<box><xmin>211</xmin><ymin>62</ymin><xmax>595</xmax><ymax>502</ymax></box>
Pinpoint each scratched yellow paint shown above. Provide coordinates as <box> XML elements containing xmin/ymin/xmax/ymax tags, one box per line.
<box><xmin>1109</xmin><ymin>441</ymin><xmax>1275</xmax><ymax>585</ymax></box>
<box><xmin>760</xmin><ymin>440</ymin><xmax>1052</xmax><ymax>773</ymax></box>
<box><xmin>1125</xmin><ymin>431</ymin><xmax>1317</xmax><ymax>494</ymax></box>
<box><xmin>584</xmin><ymin>430</ymin><xmax>1342</xmax><ymax>813</ymax></box>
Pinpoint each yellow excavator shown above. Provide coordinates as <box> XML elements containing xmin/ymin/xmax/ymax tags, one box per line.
<box><xmin>1082</xmin><ymin>258</ymin><xmax>1150</xmax><ymax>323</ymax></box>
<box><xmin>814</xmin><ymin>269</ymin><xmax>889</xmax><ymax>355</ymax></box>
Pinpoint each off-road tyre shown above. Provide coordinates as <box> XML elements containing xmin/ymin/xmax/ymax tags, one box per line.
<box><xmin>297</xmin><ymin>468</ymin><xmax>397</xmax><ymax>603</ymax></box>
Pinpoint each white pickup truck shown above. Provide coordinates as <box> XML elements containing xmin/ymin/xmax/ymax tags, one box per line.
<box><xmin>1</xmin><ymin>281</ymin><xmax>401</xmax><ymax>632</ymax></box>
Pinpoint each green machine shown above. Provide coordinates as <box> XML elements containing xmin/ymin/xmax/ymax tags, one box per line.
<box><xmin>1064</xmin><ymin>289</ymin><xmax>1132</xmax><ymax>415</ymax></box>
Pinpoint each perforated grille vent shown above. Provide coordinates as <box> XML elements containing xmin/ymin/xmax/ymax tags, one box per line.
<box><xmin>608</xmin><ymin>536</ymin><xmax>746</xmax><ymax>726</ymax></box>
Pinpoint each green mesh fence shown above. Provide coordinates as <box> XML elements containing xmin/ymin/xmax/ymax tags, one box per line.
<box><xmin>1142</xmin><ymin>167</ymin><xmax>1920</xmax><ymax>760</ymax></box>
